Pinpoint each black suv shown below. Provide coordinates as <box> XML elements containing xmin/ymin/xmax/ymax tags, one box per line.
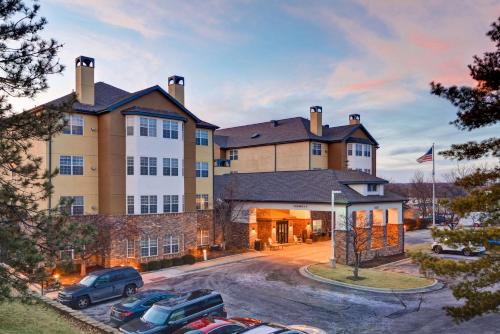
<box><xmin>119</xmin><ymin>289</ymin><xmax>226</xmax><ymax>334</ymax></box>
<box><xmin>58</xmin><ymin>266</ymin><xmax>143</xmax><ymax>309</ymax></box>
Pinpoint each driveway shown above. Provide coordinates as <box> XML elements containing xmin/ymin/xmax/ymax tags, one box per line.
<box><xmin>81</xmin><ymin>241</ymin><xmax>498</xmax><ymax>334</ymax></box>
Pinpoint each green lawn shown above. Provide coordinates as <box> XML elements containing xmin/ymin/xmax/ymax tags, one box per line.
<box><xmin>405</xmin><ymin>242</ymin><xmax>433</xmax><ymax>254</ymax></box>
<box><xmin>0</xmin><ymin>300</ymin><xmax>88</xmax><ymax>334</ymax></box>
<box><xmin>309</xmin><ymin>263</ymin><xmax>434</xmax><ymax>289</ymax></box>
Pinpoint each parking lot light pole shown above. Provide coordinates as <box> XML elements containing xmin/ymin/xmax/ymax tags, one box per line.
<box><xmin>330</xmin><ymin>190</ymin><xmax>342</xmax><ymax>268</ymax></box>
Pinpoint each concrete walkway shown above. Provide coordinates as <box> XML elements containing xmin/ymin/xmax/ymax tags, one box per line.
<box><xmin>142</xmin><ymin>251</ymin><xmax>268</xmax><ymax>284</ymax></box>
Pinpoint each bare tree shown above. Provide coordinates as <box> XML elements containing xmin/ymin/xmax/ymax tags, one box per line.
<box><xmin>345</xmin><ymin>215</ymin><xmax>372</xmax><ymax>280</ymax></box>
<box><xmin>410</xmin><ymin>171</ymin><xmax>433</xmax><ymax>220</ymax></box>
<box><xmin>214</xmin><ymin>176</ymin><xmax>246</xmax><ymax>249</ymax></box>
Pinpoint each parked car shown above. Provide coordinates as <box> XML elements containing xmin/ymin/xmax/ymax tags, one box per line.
<box><xmin>119</xmin><ymin>289</ymin><xmax>226</xmax><ymax>334</ymax></box>
<box><xmin>458</xmin><ymin>212</ymin><xmax>486</xmax><ymax>228</ymax></box>
<box><xmin>110</xmin><ymin>289</ymin><xmax>177</xmax><ymax>327</ymax></box>
<box><xmin>432</xmin><ymin>241</ymin><xmax>486</xmax><ymax>256</ymax></box>
<box><xmin>235</xmin><ymin>323</ymin><xmax>327</xmax><ymax>334</ymax></box>
<box><xmin>172</xmin><ymin>316</ymin><xmax>261</xmax><ymax>334</ymax></box>
<box><xmin>57</xmin><ymin>266</ymin><xmax>143</xmax><ymax>309</ymax></box>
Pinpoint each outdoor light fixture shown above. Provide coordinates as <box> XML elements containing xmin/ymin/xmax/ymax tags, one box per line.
<box><xmin>330</xmin><ymin>190</ymin><xmax>342</xmax><ymax>268</ymax></box>
<box><xmin>53</xmin><ymin>274</ymin><xmax>59</xmax><ymax>279</ymax></box>
<box><xmin>203</xmin><ymin>249</ymin><xmax>207</xmax><ymax>261</ymax></box>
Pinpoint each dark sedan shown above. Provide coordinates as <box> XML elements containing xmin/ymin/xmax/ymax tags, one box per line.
<box><xmin>110</xmin><ymin>289</ymin><xmax>177</xmax><ymax>327</ymax></box>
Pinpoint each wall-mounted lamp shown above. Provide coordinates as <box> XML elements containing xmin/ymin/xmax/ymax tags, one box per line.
<box><xmin>91</xmin><ymin>166</ymin><xmax>96</xmax><ymax>171</ymax></box>
<box><xmin>91</xmin><ymin>127</ymin><xmax>97</xmax><ymax>132</ymax></box>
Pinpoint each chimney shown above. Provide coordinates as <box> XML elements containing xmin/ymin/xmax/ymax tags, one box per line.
<box><xmin>310</xmin><ymin>106</ymin><xmax>323</xmax><ymax>136</ymax></box>
<box><xmin>349</xmin><ymin>113</ymin><xmax>361</xmax><ymax>125</ymax></box>
<box><xmin>75</xmin><ymin>56</ymin><xmax>95</xmax><ymax>105</ymax></box>
<box><xmin>168</xmin><ymin>75</ymin><xmax>185</xmax><ymax>105</ymax></box>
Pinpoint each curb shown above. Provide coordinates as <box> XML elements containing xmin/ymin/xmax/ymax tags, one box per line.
<box><xmin>299</xmin><ymin>265</ymin><xmax>444</xmax><ymax>294</ymax></box>
<box><xmin>37</xmin><ymin>294</ymin><xmax>120</xmax><ymax>333</ymax></box>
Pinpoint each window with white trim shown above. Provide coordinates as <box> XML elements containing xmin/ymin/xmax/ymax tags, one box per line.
<box><xmin>63</xmin><ymin>114</ymin><xmax>84</xmax><ymax>135</ymax></box>
<box><xmin>127</xmin><ymin>196</ymin><xmax>134</xmax><ymax>214</ymax></box>
<box><xmin>347</xmin><ymin>143</ymin><xmax>353</xmax><ymax>156</ymax></box>
<box><xmin>140</xmin><ymin>237</ymin><xmax>158</xmax><ymax>257</ymax></box>
<box><xmin>60</xmin><ymin>156</ymin><xmax>83</xmax><ymax>175</ymax></box>
<box><xmin>229</xmin><ymin>149</ymin><xmax>238</xmax><ymax>161</ymax></box>
<box><xmin>126</xmin><ymin>239</ymin><xmax>135</xmax><ymax>258</ymax></box>
<box><xmin>60</xmin><ymin>248</ymin><xmax>74</xmax><ymax>261</ymax></box>
<box><xmin>196</xmin><ymin>129</ymin><xmax>209</xmax><ymax>146</ymax></box>
<box><xmin>163</xmin><ymin>120</ymin><xmax>179</xmax><ymax>139</ymax></box>
<box><xmin>60</xmin><ymin>196</ymin><xmax>84</xmax><ymax>215</ymax></box>
<box><xmin>126</xmin><ymin>117</ymin><xmax>134</xmax><ymax>136</ymax></box>
<box><xmin>140</xmin><ymin>117</ymin><xmax>156</xmax><ymax>137</ymax></box>
<box><xmin>163</xmin><ymin>158</ymin><xmax>179</xmax><ymax>176</ymax></box>
<box><xmin>127</xmin><ymin>156</ymin><xmax>134</xmax><ymax>175</ymax></box>
<box><xmin>140</xmin><ymin>157</ymin><xmax>157</xmax><ymax>175</ymax></box>
<box><xmin>140</xmin><ymin>195</ymin><xmax>157</xmax><ymax>214</ymax></box>
<box><xmin>196</xmin><ymin>162</ymin><xmax>209</xmax><ymax>178</ymax></box>
<box><xmin>312</xmin><ymin>143</ymin><xmax>321</xmax><ymax>156</ymax></box>
<box><xmin>355</xmin><ymin>144</ymin><xmax>363</xmax><ymax>156</ymax></box>
<box><xmin>197</xmin><ymin>229</ymin><xmax>210</xmax><ymax>246</ymax></box>
<box><xmin>164</xmin><ymin>235</ymin><xmax>180</xmax><ymax>254</ymax></box>
<box><xmin>312</xmin><ymin>220</ymin><xmax>323</xmax><ymax>234</ymax></box>
<box><xmin>364</xmin><ymin>144</ymin><xmax>371</xmax><ymax>157</ymax></box>
<box><xmin>163</xmin><ymin>195</ymin><xmax>179</xmax><ymax>213</ymax></box>
<box><xmin>196</xmin><ymin>194</ymin><xmax>209</xmax><ymax>210</ymax></box>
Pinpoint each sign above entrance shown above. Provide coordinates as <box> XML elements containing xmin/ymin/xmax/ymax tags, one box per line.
<box><xmin>293</xmin><ymin>204</ymin><xmax>308</xmax><ymax>208</ymax></box>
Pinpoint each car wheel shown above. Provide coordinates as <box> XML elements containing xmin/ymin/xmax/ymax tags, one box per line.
<box><xmin>462</xmin><ymin>248</ymin><xmax>472</xmax><ymax>257</ymax></box>
<box><xmin>433</xmin><ymin>245</ymin><xmax>443</xmax><ymax>254</ymax></box>
<box><xmin>123</xmin><ymin>284</ymin><xmax>136</xmax><ymax>297</ymax></box>
<box><xmin>76</xmin><ymin>295</ymin><xmax>90</xmax><ymax>309</ymax></box>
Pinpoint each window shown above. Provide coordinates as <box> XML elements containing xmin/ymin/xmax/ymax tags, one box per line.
<box><xmin>229</xmin><ymin>149</ymin><xmax>238</xmax><ymax>161</ymax></box>
<box><xmin>355</xmin><ymin>144</ymin><xmax>363</xmax><ymax>156</ymax></box>
<box><xmin>347</xmin><ymin>143</ymin><xmax>353</xmax><ymax>156</ymax></box>
<box><xmin>364</xmin><ymin>144</ymin><xmax>371</xmax><ymax>157</ymax></box>
<box><xmin>162</xmin><ymin>158</ymin><xmax>179</xmax><ymax>176</ymax></box>
<box><xmin>312</xmin><ymin>220</ymin><xmax>322</xmax><ymax>234</ymax></box>
<box><xmin>196</xmin><ymin>162</ymin><xmax>209</xmax><ymax>178</ymax></box>
<box><xmin>63</xmin><ymin>114</ymin><xmax>84</xmax><ymax>135</ymax></box>
<box><xmin>163</xmin><ymin>120</ymin><xmax>179</xmax><ymax>139</ymax></box>
<box><xmin>60</xmin><ymin>248</ymin><xmax>74</xmax><ymax>261</ymax></box>
<box><xmin>163</xmin><ymin>195</ymin><xmax>179</xmax><ymax>213</ymax></box>
<box><xmin>368</xmin><ymin>184</ymin><xmax>378</xmax><ymax>192</ymax></box>
<box><xmin>164</xmin><ymin>235</ymin><xmax>180</xmax><ymax>254</ymax></box>
<box><xmin>126</xmin><ymin>117</ymin><xmax>134</xmax><ymax>136</ymax></box>
<box><xmin>127</xmin><ymin>156</ymin><xmax>134</xmax><ymax>175</ymax></box>
<box><xmin>195</xmin><ymin>129</ymin><xmax>209</xmax><ymax>146</ymax></box>
<box><xmin>140</xmin><ymin>157</ymin><xmax>157</xmax><ymax>175</ymax></box>
<box><xmin>127</xmin><ymin>196</ymin><xmax>134</xmax><ymax>214</ymax></box>
<box><xmin>140</xmin><ymin>117</ymin><xmax>156</xmax><ymax>137</ymax></box>
<box><xmin>312</xmin><ymin>143</ymin><xmax>321</xmax><ymax>156</ymax></box>
<box><xmin>198</xmin><ymin>229</ymin><xmax>210</xmax><ymax>246</ymax></box>
<box><xmin>60</xmin><ymin>196</ymin><xmax>84</xmax><ymax>215</ymax></box>
<box><xmin>126</xmin><ymin>239</ymin><xmax>135</xmax><ymax>258</ymax></box>
<box><xmin>196</xmin><ymin>194</ymin><xmax>209</xmax><ymax>210</ymax></box>
<box><xmin>140</xmin><ymin>237</ymin><xmax>158</xmax><ymax>257</ymax></box>
<box><xmin>140</xmin><ymin>195</ymin><xmax>157</xmax><ymax>214</ymax></box>
<box><xmin>60</xmin><ymin>156</ymin><xmax>83</xmax><ymax>175</ymax></box>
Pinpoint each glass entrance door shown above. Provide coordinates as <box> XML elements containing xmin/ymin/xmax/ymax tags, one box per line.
<box><xmin>276</xmin><ymin>221</ymin><xmax>289</xmax><ymax>244</ymax></box>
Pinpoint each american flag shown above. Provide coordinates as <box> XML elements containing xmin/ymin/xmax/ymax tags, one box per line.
<box><xmin>417</xmin><ymin>147</ymin><xmax>433</xmax><ymax>163</ymax></box>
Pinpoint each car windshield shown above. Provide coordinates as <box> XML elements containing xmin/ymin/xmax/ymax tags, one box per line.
<box><xmin>141</xmin><ymin>305</ymin><xmax>170</xmax><ymax>326</ymax></box>
<box><xmin>121</xmin><ymin>295</ymin><xmax>143</xmax><ymax>308</ymax></box>
<box><xmin>79</xmin><ymin>275</ymin><xmax>97</xmax><ymax>287</ymax></box>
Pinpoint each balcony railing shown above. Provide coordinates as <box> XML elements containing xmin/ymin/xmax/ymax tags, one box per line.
<box><xmin>215</xmin><ymin>159</ymin><xmax>231</xmax><ymax>167</ymax></box>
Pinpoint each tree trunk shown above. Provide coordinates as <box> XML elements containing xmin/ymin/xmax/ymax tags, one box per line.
<box><xmin>353</xmin><ymin>253</ymin><xmax>360</xmax><ymax>279</ymax></box>
<box><xmin>80</xmin><ymin>258</ymin><xmax>87</xmax><ymax>277</ymax></box>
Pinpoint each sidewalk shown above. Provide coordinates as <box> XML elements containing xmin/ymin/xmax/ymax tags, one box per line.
<box><xmin>142</xmin><ymin>251</ymin><xmax>268</xmax><ymax>284</ymax></box>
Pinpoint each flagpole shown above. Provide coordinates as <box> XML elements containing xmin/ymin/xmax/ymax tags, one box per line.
<box><xmin>432</xmin><ymin>143</ymin><xmax>436</xmax><ymax>227</ymax></box>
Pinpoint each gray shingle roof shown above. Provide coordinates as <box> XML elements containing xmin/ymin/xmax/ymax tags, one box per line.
<box><xmin>215</xmin><ymin>170</ymin><xmax>405</xmax><ymax>205</ymax></box>
<box><xmin>214</xmin><ymin>117</ymin><xmax>377</xmax><ymax>148</ymax></box>
<box><xmin>38</xmin><ymin>82</ymin><xmax>217</xmax><ymax>129</ymax></box>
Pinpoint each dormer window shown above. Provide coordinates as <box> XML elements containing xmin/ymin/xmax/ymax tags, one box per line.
<box><xmin>367</xmin><ymin>184</ymin><xmax>378</xmax><ymax>192</ymax></box>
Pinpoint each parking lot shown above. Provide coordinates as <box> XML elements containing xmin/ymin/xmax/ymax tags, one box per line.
<box><xmin>78</xmin><ymin>234</ymin><xmax>498</xmax><ymax>334</ymax></box>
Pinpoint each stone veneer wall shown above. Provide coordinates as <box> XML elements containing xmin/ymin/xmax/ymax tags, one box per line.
<box><xmin>70</xmin><ymin>211</ymin><xmax>214</xmax><ymax>268</ymax></box>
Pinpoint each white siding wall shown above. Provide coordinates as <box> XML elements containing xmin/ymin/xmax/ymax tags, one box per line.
<box><xmin>347</xmin><ymin>143</ymin><xmax>372</xmax><ymax>173</ymax></box>
<box><xmin>125</xmin><ymin>115</ymin><xmax>184</xmax><ymax>214</ymax></box>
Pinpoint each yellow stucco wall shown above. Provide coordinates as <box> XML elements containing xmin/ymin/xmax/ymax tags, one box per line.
<box><xmin>50</xmin><ymin>114</ymin><xmax>99</xmax><ymax>214</ymax></box>
<box><xmin>310</xmin><ymin>141</ymin><xmax>328</xmax><ymax>170</ymax></box>
<box><xmin>275</xmin><ymin>141</ymin><xmax>310</xmax><ymax>171</ymax></box>
<box><xmin>196</xmin><ymin>128</ymin><xmax>214</xmax><ymax>209</ymax></box>
<box><xmin>229</xmin><ymin>145</ymin><xmax>276</xmax><ymax>173</ymax></box>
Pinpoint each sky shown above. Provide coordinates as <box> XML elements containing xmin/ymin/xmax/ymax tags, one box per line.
<box><xmin>12</xmin><ymin>0</ymin><xmax>500</xmax><ymax>182</ymax></box>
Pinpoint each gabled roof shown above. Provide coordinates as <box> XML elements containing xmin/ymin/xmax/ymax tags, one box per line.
<box><xmin>38</xmin><ymin>82</ymin><xmax>218</xmax><ymax>129</ymax></box>
<box><xmin>215</xmin><ymin>170</ymin><xmax>405</xmax><ymax>205</ymax></box>
<box><xmin>214</xmin><ymin>117</ymin><xmax>377</xmax><ymax>148</ymax></box>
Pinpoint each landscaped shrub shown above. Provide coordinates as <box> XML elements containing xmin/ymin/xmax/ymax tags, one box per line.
<box><xmin>54</xmin><ymin>262</ymin><xmax>81</xmax><ymax>275</ymax></box>
<box><xmin>182</xmin><ymin>254</ymin><xmax>196</xmax><ymax>265</ymax></box>
<box><xmin>160</xmin><ymin>258</ymin><xmax>173</xmax><ymax>268</ymax></box>
<box><xmin>173</xmin><ymin>257</ymin><xmax>184</xmax><ymax>266</ymax></box>
<box><xmin>149</xmin><ymin>260</ymin><xmax>162</xmax><ymax>271</ymax></box>
<box><xmin>139</xmin><ymin>262</ymin><xmax>149</xmax><ymax>272</ymax></box>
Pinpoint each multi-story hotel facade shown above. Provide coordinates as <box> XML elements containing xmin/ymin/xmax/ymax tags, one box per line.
<box><xmin>32</xmin><ymin>56</ymin><xmax>218</xmax><ymax>266</ymax></box>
